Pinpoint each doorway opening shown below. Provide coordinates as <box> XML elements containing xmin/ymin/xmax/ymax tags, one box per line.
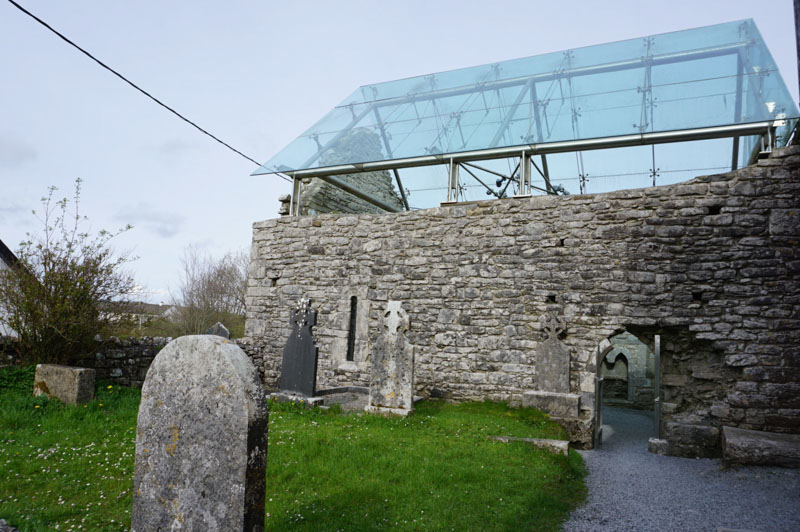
<box><xmin>594</xmin><ymin>331</ymin><xmax>660</xmax><ymax>449</ymax></box>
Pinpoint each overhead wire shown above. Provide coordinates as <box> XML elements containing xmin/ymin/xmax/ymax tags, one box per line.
<box><xmin>5</xmin><ymin>0</ymin><xmax>290</xmax><ymax>182</ymax></box>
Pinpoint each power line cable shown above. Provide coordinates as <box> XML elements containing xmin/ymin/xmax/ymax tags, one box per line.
<box><xmin>6</xmin><ymin>0</ymin><xmax>289</xmax><ymax>181</ymax></box>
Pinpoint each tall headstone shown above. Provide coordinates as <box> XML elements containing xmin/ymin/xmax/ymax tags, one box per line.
<box><xmin>366</xmin><ymin>301</ymin><xmax>414</xmax><ymax>416</ymax></box>
<box><xmin>280</xmin><ymin>297</ymin><xmax>318</xmax><ymax>397</ymax></box>
<box><xmin>536</xmin><ymin>313</ymin><xmax>569</xmax><ymax>393</ymax></box>
<box><xmin>132</xmin><ymin>335</ymin><xmax>268</xmax><ymax>532</ymax></box>
<box><xmin>523</xmin><ymin>312</ymin><xmax>580</xmax><ymax>418</ymax></box>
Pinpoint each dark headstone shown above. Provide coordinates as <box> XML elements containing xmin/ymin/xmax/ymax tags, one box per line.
<box><xmin>204</xmin><ymin>321</ymin><xmax>230</xmax><ymax>339</ymax></box>
<box><xmin>280</xmin><ymin>297</ymin><xmax>318</xmax><ymax>397</ymax></box>
<box><xmin>132</xmin><ymin>335</ymin><xmax>268</xmax><ymax>531</ymax></box>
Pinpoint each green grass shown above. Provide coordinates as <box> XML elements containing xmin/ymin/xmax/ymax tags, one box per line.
<box><xmin>0</xmin><ymin>366</ymin><xmax>586</xmax><ymax>531</ymax></box>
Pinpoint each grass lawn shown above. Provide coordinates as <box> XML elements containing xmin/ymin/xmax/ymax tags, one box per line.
<box><xmin>0</xmin><ymin>365</ymin><xmax>586</xmax><ymax>531</ymax></box>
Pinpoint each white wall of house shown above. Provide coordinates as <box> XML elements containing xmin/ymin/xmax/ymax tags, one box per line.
<box><xmin>0</xmin><ymin>259</ymin><xmax>14</xmax><ymax>337</ymax></box>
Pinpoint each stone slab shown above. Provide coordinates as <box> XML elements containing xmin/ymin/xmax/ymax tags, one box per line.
<box><xmin>269</xmin><ymin>391</ymin><xmax>324</xmax><ymax>407</ymax></box>
<box><xmin>722</xmin><ymin>425</ymin><xmax>800</xmax><ymax>468</ymax></box>
<box><xmin>365</xmin><ymin>404</ymin><xmax>413</xmax><ymax>417</ymax></box>
<box><xmin>522</xmin><ymin>390</ymin><xmax>580</xmax><ymax>418</ymax></box>
<box><xmin>132</xmin><ymin>335</ymin><xmax>268</xmax><ymax>531</ymax></box>
<box><xmin>33</xmin><ymin>364</ymin><xmax>95</xmax><ymax>405</ymax></box>
<box><xmin>489</xmin><ymin>435</ymin><xmax>569</xmax><ymax>456</ymax></box>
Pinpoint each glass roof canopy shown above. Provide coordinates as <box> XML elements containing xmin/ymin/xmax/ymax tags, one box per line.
<box><xmin>253</xmin><ymin>19</ymin><xmax>797</xmax><ymax>209</ymax></box>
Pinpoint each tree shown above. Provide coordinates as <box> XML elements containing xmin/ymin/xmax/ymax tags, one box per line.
<box><xmin>168</xmin><ymin>246</ymin><xmax>249</xmax><ymax>337</ymax></box>
<box><xmin>0</xmin><ymin>179</ymin><xmax>135</xmax><ymax>364</ymax></box>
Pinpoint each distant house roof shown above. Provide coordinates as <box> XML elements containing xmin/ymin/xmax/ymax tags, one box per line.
<box><xmin>0</xmin><ymin>238</ymin><xmax>19</xmax><ymax>269</ymax></box>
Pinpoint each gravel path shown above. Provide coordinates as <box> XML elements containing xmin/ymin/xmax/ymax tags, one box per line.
<box><xmin>563</xmin><ymin>407</ymin><xmax>800</xmax><ymax>532</ymax></box>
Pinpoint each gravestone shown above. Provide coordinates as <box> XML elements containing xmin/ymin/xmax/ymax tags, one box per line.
<box><xmin>132</xmin><ymin>335</ymin><xmax>267</xmax><ymax>532</ymax></box>
<box><xmin>366</xmin><ymin>301</ymin><xmax>414</xmax><ymax>416</ymax></box>
<box><xmin>523</xmin><ymin>312</ymin><xmax>580</xmax><ymax>418</ymax></box>
<box><xmin>33</xmin><ymin>364</ymin><xmax>95</xmax><ymax>405</ymax></box>
<box><xmin>204</xmin><ymin>321</ymin><xmax>230</xmax><ymax>339</ymax></box>
<box><xmin>280</xmin><ymin>297</ymin><xmax>318</xmax><ymax>397</ymax></box>
<box><xmin>536</xmin><ymin>313</ymin><xmax>569</xmax><ymax>392</ymax></box>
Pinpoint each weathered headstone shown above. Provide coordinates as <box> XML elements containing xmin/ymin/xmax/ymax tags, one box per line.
<box><xmin>204</xmin><ymin>321</ymin><xmax>231</xmax><ymax>339</ymax></box>
<box><xmin>524</xmin><ymin>313</ymin><xmax>580</xmax><ymax>418</ymax></box>
<box><xmin>536</xmin><ymin>313</ymin><xmax>569</xmax><ymax>393</ymax></box>
<box><xmin>132</xmin><ymin>335</ymin><xmax>267</xmax><ymax>532</ymax></box>
<box><xmin>280</xmin><ymin>297</ymin><xmax>318</xmax><ymax>397</ymax></box>
<box><xmin>33</xmin><ymin>364</ymin><xmax>95</xmax><ymax>405</ymax></box>
<box><xmin>366</xmin><ymin>301</ymin><xmax>414</xmax><ymax>416</ymax></box>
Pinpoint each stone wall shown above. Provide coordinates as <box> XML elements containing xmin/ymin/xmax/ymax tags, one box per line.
<box><xmin>69</xmin><ymin>337</ymin><xmax>265</xmax><ymax>389</ymax></box>
<box><xmin>298</xmin><ymin>128</ymin><xmax>404</xmax><ymax>215</ymax></box>
<box><xmin>245</xmin><ymin>146</ymin><xmax>800</xmax><ymax>453</ymax></box>
<box><xmin>74</xmin><ymin>337</ymin><xmax>170</xmax><ymax>388</ymax></box>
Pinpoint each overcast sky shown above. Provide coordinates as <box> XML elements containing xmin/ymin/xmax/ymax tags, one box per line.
<box><xmin>1</xmin><ymin>0</ymin><xmax>797</xmax><ymax>304</ymax></box>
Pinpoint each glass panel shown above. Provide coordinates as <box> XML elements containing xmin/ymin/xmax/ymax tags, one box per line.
<box><xmin>254</xmin><ymin>19</ymin><xmax>798</xmax><ymax>177</ymax></box>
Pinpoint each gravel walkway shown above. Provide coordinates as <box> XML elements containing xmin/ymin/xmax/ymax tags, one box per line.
<box><xmin>563</xmin><ymin>407</ymin><xmax>800</xmax><ymax>532</ymax></box>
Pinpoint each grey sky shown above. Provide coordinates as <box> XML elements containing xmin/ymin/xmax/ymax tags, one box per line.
<box><xmin>1</xmin><ymin>0</ymin><xmax>797</xmax><ymax>303</ymax></box>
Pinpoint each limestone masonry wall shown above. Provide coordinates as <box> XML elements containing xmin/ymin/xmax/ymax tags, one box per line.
<box><xmin>75</xmin><ymin>337</ymin><xmax>169</xmax><ymax>388</ymax></box>
<box><xmin>71</xmin><ymin>337</ymin><xmax>265</xmax><ymax>389</ymax></box>
<box><xmin>245</xmin><ymin>146</ymin><xmax>800</xmax><ymax>454</ymax></box>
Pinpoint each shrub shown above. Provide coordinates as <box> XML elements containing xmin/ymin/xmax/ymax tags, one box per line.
<box><xmin>0</xmin><ymin>179</ymin><xmax>135</xmax><ymax>365</ymax></box>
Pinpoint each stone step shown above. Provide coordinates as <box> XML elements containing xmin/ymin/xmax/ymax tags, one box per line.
<box><xmin>722</xmin><ymin>426</ymin><xmax>800</xmax><ymax>468</ymax></box>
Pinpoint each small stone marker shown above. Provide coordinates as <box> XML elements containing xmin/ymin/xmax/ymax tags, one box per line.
<box><xmin>204</xmin><ymin>321</ymin><xmax>231</xmax><ymax>339</ymax></box>
<box><xmin>132</xmin><ymin>335</ymin><xmax>268</xmax><ymax>532</ymax></box>
<box><xmin>280</xmin><ymin>297</ymin><xmax>318</xmax><ymax>397</ymax></box>
<box><xmin>33</xmin><ymin>364</ymin><xmax>95</xmax><ymax>405</ymax></box>
<box><xmin>366</xmin><ymin>301</ymin><xmax>414</xmax><ymax>416</ymax></box>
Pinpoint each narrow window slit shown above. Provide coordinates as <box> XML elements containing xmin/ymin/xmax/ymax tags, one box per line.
<box><xmin>346</xmin><ymin>296</ymin><xmax>358</xmax><ymax>362</ymax></box>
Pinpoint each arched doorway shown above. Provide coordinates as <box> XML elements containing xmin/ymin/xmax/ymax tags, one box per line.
<box><xmin>593</xmin><ymin>332</ymin><xmax>661</xmax><ymax>448</ymax></box>
<box><xmin>601</xmin><ymin>350</ymin><xmax>630</xmax><ymax>404</ymax></box>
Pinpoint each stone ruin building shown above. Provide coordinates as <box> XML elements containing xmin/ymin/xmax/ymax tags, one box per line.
<box><xmin>245</xmin><ymin>19</ymin><xmax>800</xmax><ymax>457</ymax></box>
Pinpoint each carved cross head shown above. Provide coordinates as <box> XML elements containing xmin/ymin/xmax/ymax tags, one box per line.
<box><xmin>540</xmin><ymin>313</ymin><xmax>566</xmax><ymax>341</ymax></box>
<box><xmin>383</xmin><ymin>301</ymin><xmax>409</xmax><ymax>335</ymax></box>
<box><xmin>292</xmin><ymin>297</ymin><xmax>314</xmax><ymax>333</ymax></box>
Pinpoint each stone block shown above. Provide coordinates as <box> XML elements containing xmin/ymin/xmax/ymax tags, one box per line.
<box><xmin>722</xmin><ymin>426</ymin><xmax>800</xmax><ymax>468</ymax></box>
<box><xmin>132</xmin><ymin>335</ymin><xmax>268</xmax><ymax>531</ymax></box>
<box><xmin>522</xmin><ymin>390</ymin><xmax>580</xmax><ymax>418</ymax></box>
<box><xmin>33</xmin><ymin>364</ymin><xmax>95</xmax><ymax>405</ymax></box>
<box><xmin>648</xmin><ymin>438</ymin><xmax>668</xmax><ymax>455</ymax></box>
<box><xmin>664</xmin><ymin>422</ymin><xmax>720</xmax><ymax>458</ymax></box>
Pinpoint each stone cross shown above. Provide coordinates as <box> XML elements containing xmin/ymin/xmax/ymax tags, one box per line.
<box><xmin>366</xmin><ymin>301</ymin><xmax>414</xmax><ymax>416</ymax></box>
<box><xmin>536</xmin><ymin>312</ymin><xmax>570</xmax><ymax>393</ymax></box>
<box><xmin>132</xmin><ymin>335</ymin><xmax>268</xmax><ymax>532</ymax></box>
<box><xmin>279</xmin><ymin>297</ymin><xmax>319</xmax><ymax>397</ymax></box>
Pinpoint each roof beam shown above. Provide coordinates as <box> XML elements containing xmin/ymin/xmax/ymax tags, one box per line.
<box><xmin>283</xmin><ymin>121</ymin><xmax>774</xmax><ymax>179</ymax></box>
